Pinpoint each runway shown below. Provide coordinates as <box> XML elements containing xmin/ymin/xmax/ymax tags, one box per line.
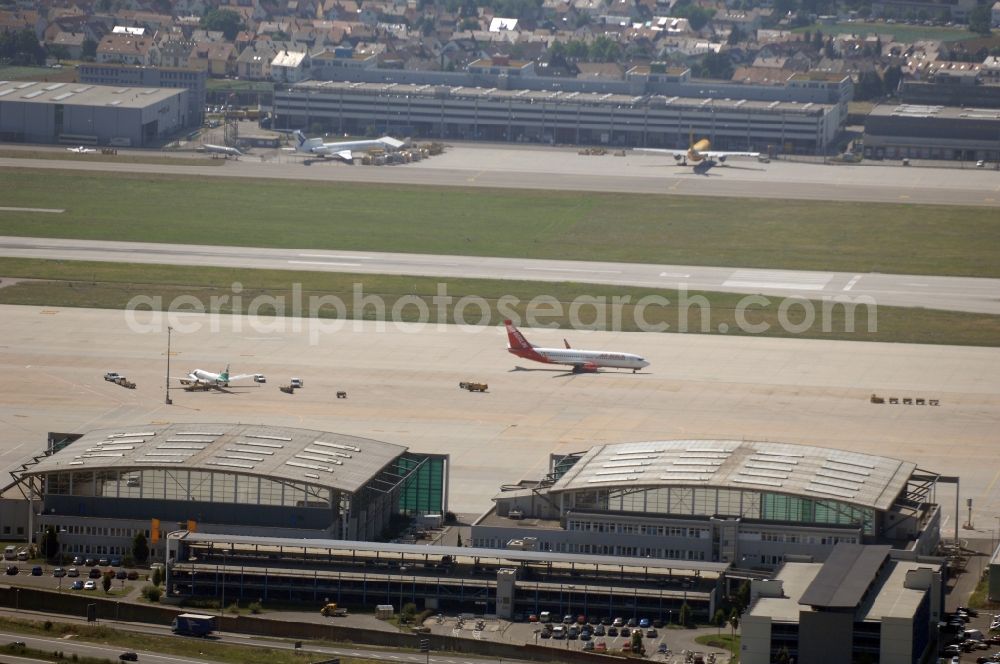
<box><xmin>3</xmin><ymin>142</ymin><xmax>1000</xmax><ymax>206</ymax></box>
<box><xmin>2</xmin><ymin>236</ymin><xmax>998</xmax><ymax>314</ymax></box>
<box><xmin>1</xmin><ymin>304</ymin><xmax>998</xmax><ymax>537</ymax></box>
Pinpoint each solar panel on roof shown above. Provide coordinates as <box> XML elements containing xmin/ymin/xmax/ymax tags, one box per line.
<box><xmin>746</xmin><ymin>462</ymin><xmax>794</xmax><ymax>472</ymax></box>
<box><xmin>136</xmin><ymin>458</ymin><xmax>184</xmax><ymax>464</ymax></box>
<box><xmin>295</xmin><ymin>453</ymin><xmax>343</xmax><ymax>465</ymax></box>
<box><xmin>805</xmin><ymin>484</ymin><xmax>856</xmax><ymax>498</ymax></box>
<box><xmin>52</xmin><ymin>92</ymin><xmax>74</xmax><ymax>101</ymax></box>
<box><xmin>0</xmin><ymin>90</ymin><xmax>15</xmax><ymax>98</ymax></box>
<box><xmin>595</xmin><ymin>469</ymin><xmax>646</xmax><ymax>476</ymax></box>
<box><xmin>238</xmin><ymin>440</ymin><xmax>283</xmax><ymax>448</ymax></box>
<box><xmin>247</xmin><ymin>434</ymin><xmax>292</xmax><ymax>442</ymax></box>
<box><xmin>312</xmin><ymin>441</ymin><xmax>358</xmax><ymax>453</ymax></box>
<box><xmin>732</xmin><ymin>477</ymin><xmax>783</xmax><ymax>487</ymax></box>
<box><xmin>109</xmin><ymin>431</ymin><xmax>155</xmax><ymax>438</ymax></box>
<box><xmin>811</xmin><ymin>477</ymin><xmax>859</xmax><ymax>492</ymax></box>
<box><xmin>23</xmin><ymin>91</ymin><xmax>43</xmax><ymax>99</ymax></box>
<box><xmin>816</xmin><ymin>469</ymin><xmax>866</xmax><ymax>484</ymax></box>
<box><xmin>159</xmin><ymin>444</ymin><xmax>206</xmax><ymax>450</ymax></box>
<box><xmin>166</xmin><ymin>438</ymin><xmax>213</xmax><ymax>443</ymax></box>
<box><xmin>740</xmin><ymin>469</ymin><xmax>789</xmax><ymax>479</ymax></box>
<box><xmin>176</xmin><ymin>431</ymin><xmax>223</xmax><ymax>436</ymax></box>
<box><xmin>44</xmin><ymin>83</ymin><xmax>66</xmax><ymax>91</ymax></box>
<box><xmin>207</xmin><ymin>460</ymin><xmax>255</xmax><ymax>469</ymax></box>
<box><xmin>145</xmin><ymin>451</ymin><xmax>195</xmax><ymax>457</ymax></box>
<box><xmin>672</xmin><ymin>459</ymin><xmax>723</xmax><ymax>466</ymax></box>
<box><xmin>828</xmin><ymin>455</ymin><xmax>875</xmax><ymax>469</ymax></box>
<box><xmin>657</xmin><ymin>474</ymin><xmax>710</xmax><ymax>481</ymax></box>
<box><xmin>303</xmin><ymin>447</ymin><xmax>350</xmax><ymax>459</ymax></box>
<box><xmin>227</xmin><ymin>446</ymin><xmax>274</xmax><ymax>455</ymax></box>
<box><xmin>219</xmin><ymin>453</ymin><xmax>265</xmax><ymax>462</ymax></box>
<box><xmin>822</xmin><ymin>462</ymin><xmax>870</xmax><ymax>476</ymax></box>
<box><xmin>662</xmin><ymin>467</ymin><xmax>715</xmax><ymax>473</ymax></box>
<box><xmin>749</xmin><ymin>455</ymin><xmax>798</xmax><ymax>465</ymax></box>
<box><xmin>602</xmin><ymin>461</ymin><xmax>652</xmax><ymax>468</ymax></box>
<box><xmin>586</xmin><ymin>476</ymin><xmax>638</xmax><ymax>483</ymax></box>
<box><xmin>754</xmin><ymin>450</ymin><xmax>803</xmax><ymax>458</ymax></box>
<box><xmin>286</xmin><ymin>460</ymin><xmax>335</xmax><ymax>473</ymax></box>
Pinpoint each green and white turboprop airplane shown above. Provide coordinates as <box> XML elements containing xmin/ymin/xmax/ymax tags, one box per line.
<box><xmin>176</xmin><ymin>364</ymin><xmax>263</xmax><ymax>391</ymax></box>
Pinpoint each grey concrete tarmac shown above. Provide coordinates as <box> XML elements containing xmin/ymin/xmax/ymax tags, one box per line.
<box><xmin>1</xmin><ymin>305</ymin><xmax>998</xmax><ymax>537</ymax></box>
<box><xmin>1</xmin><ymin>236</ymin><xmax>996</xmax><ymax>314</ymax></box>
<box><xmin>2</xmin><ymin>142</ymin><xmax>999</xmax><ymax>205</ymax></box>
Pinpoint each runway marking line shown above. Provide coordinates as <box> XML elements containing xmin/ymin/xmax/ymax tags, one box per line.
<box><xmin>526</xmin><ymin>267</ymin><xmax>621</xmax><ymax>274</ymax></box>
<box><xmin>288</xmin><ymin>260</ymin><xmax>363</xmax><ymax>267</ymax></box>
<box><xmin>842</xmin><ymin>274</ymin><xmax>862</xmax><ymax>291</ymax></box>
<box><xmin>298</xmin><ymin>253</ymin><xmax>374</xmax><ymax>260</ymax></box>
<box><xmin>0</xmin><ymin>206</ymin><xmax>65</xmax><ymax>213</ymax></box>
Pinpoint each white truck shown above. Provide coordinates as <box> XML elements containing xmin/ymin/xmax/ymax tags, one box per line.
<box><xmin>104</xmin><ymin>372</ymin><xmax>123</xmax><ymax>382</ymax></box>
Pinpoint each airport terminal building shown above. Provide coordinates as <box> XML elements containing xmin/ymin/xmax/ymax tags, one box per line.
<box><xmin>12</xmin><ymin>424</ymin><xmax>447</xmax><ymax>559</ymax></box>
<box><xmin>272</xmin><ymin>80</ymin><xmax>841</xmax><ymax>154</ymax></box>
<box><xmin>473</xmin><ymin>440</ymin><xmax>942</xmax><ymax>570</ymax></box>
<box><xmin>0</xmin><ymin>80</ymin><xmax>189</xmax><ymax>147</ymax></box>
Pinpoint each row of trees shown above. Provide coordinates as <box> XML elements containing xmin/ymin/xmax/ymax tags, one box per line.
<box><xmin>40</xmin><ymin>526</ymin><xmax>151</xmax><ymax>564</ymax></box>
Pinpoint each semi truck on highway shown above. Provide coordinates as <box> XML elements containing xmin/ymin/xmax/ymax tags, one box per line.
<box><xmin>171</xmin><ymin>613</ymin><xmax>216</xmax><ymax>636</ymax></box>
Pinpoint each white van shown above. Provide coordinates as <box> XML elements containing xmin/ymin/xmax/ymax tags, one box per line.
<box><xmin>551</xmin><ymin>625</ymin><xmax>566</xmax><ymax>639</ymax></box>
<box><xmin>964</xmin><ymin>628</ymin><xmax>984</xmax><ymax>641</ymax></box>
<box><xmin>290</xmin><ymin>377</ymin><xmax>303</xmax><ymax>388</ymax></box>
<box><xmin>539</xmin><ymin>611</ymin><xmax>552</xmax><ymax>623</ymax></box>
<box><xmin>3</xmin><ymin>546</ymin><xmax>14</xmax><ymax>560</ymax></box>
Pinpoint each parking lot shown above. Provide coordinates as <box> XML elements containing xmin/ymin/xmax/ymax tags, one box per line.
<box><xmin>422</xmin><ymin>614</ymin><xmax>733</xmax><ymax>663</ymax></box>
<box><xmin>3</xmin><ymin>556</ymin><xmax>151</xmax><ymax>597</ymax></box>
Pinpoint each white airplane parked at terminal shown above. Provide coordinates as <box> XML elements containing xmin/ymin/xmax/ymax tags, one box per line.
<box><xmin>637</xmin><ymin>133</ymin><xmax>759</xmax><ymax>170</ymax></box>
<box><xmin>66</xmin><ymin>146</ymin><xmax>96</xmax><ymax>153</ymax></box>
<box><xmin>176</xmin><ymin>364</ymin><xmax>262</xmax><ymax>391</ymax></box>
<box><xmin>504</xmin><ymin>320</ymin><xmax>649</xmax><ymax>373</ymax></box>
<box><xmin>202</xmin><ymin>143</ymin><xmax>243</xmax><ymax>158</ymax></box>
<box><xmin>292</xmin><ymin>130</ymin><xmax>405</xmax><ymax>162</ymax></box>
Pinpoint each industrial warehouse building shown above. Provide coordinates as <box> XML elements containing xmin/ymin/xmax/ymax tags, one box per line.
<box><xmin>12</xmin><ymin>424</ymin><xmax>447</xmax><ymax>560</ymax></box>
<box><xmin>741</xmin><ymin>544</ymin><xmax>943</xmax><ymax>664</ymax></box>
<box><xmin>863</xmin><ymin>103</ymin><xmax>1000</xmax><ymax>162</ymax></box>
<box><xmin>0</xmin><ymin>80</ymin><xmax>189</xmax><ymax>147</ymax></box>
<box><xmin>473</xmin><ymin>440</ymin><xmax>943</xmax><ymax>569</ymax></box>
<box><xmin>272</xmin><ymin>80</ymin><xmax>842</xmax><ymax>154</ymax></box>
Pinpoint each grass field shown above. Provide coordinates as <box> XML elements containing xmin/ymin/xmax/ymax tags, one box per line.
<box><xmin>0</xmin><ymin>616</ymin><xmax>381</xmax><ymax>664</ymax></box>
<box><xmin>2</xmin><ymin>258</ymin><xmax>999</xmax><ymax>346</ymax></box>
<box><xmin>0</xmin><ymin>149</ymin><xmax>225</xmax><ymax>167</ymax></box>
<box><xmin>1</xmin><ymin>169</ymin><xmax>999</xmax><ymax>278</ymax></box>
<box><xmin>792</xmin><ymin>21</ymin><xmax>974</xmax><ymax>42</ymax></box>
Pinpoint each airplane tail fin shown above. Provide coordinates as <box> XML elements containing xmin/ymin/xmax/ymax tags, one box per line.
<box><xmin>504</xmin><ymin>320</ymin><xmax>534</xmax><ymax>350</ymax></box>
<box><xmin>293</xmin><ymin>130</ymin><xmax>306</xmax><ymax>147</ymax></box>
<box><xmin>564</xmin><ymin>339</ymin><xmax>571</xmax><ymax>349</ymax></box>
<box><xmin>220</xmin><ymin>363</ymin><xmax>230</xmax><ymax>381</ymax></box>
<box><xmin>689</xmin><ymin>128</ymin><xmax>694</xmax><ymax>148</ymax></box>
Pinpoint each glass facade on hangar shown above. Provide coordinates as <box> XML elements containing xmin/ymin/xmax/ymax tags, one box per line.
<box><xmin>568</xmin><ymin>486</ymin><xmax>875</xmax><ymax>534</ymax></box>
<box><xmin>45</xmin><ymin>469</ymin><xmax>332</xmax><ymax>508</ymax></box>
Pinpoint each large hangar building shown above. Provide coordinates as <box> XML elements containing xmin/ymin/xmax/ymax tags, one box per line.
<box><xmin>12</xmin><ymin>424</ymin><xmax>448</xmax><ymax>560</ymax></box>
<box><xmin>473</xmin><ymin>440</ymin><xmax>942</xmax><ymax>569</ymax></box>
<box><xmin>0</xmin><ymin>80</ymin><xmax>188</xmax><ymax>147</ymax></box>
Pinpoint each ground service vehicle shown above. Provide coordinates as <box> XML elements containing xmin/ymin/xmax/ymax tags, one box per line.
<box><xmin>171</xmin><ymin>613</ymin><xmax>216</xmax><ymax>636</ymax></box>
<box><xmin>320</xmin><ymin>603</ymin><xmax>348</xmax><ymax>617</ymax></box>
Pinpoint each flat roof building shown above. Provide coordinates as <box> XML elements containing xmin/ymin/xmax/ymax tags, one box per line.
<box><xmin>741</xmin><ymin>544</ymin><xmax>943</xmax><ymax>664</ymax></box>
<box><xmin>864</xmin><ymin>103</ymin><xmax>1000</xmax><ymax>162</ymax></box>
<box><xmin>0</xmin><ymin>80</ymin><xmax>188</xmax><ymax>147</ymax></box>
<box><xmin>12</xmin><ymin>424</ymin><xmax>448</xmax><ymax>560</ymax></box>
<box><xmin>273</xmin><ymin>80</ymin><xmax>841</xmax><ymax>153</ymax></box>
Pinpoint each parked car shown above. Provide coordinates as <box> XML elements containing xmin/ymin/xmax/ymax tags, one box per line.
<box><xmin>84</xmin><ymin>558</ymin><xmax>97</xmax><ymax>567</ymax></box>
<box><xmin>119</xmin><ymin>653</ymin><xmax>138</xmax><ymax>662</ymax></box>
<box><xmin>70</xmin><ymin>580</ymin><xmax>84</xmax><ymax>590</ymax></box>
<box><xmin>53</xmin><ymin>567</ymin><xmax>66</xmax><ymax>578</ymax></box>
<box><xmin>88</xmin><ymin>567</ymin><xmax>102</xmax><ymax>578</ymax></box>
<box><xmin>613</xmin><ymin>617</ymin><xmax>624</xmax><ymax>627</ymax></box>
<box><xmin>594</xmin><ymin>641</ymin><xmax>607</xmax><ymax>653</ymax></box>
<box><xmin>31</xmin><ymin>566</ymin><xmax>42</xmax><ymax>576</ymax></box>
<box><xmin>67</xmin><ymin>567</ymin><xmax>79</xmax><ymax>577</ymax></box>
<box><xmin>126</xmin><ymin>570</ymin><xmax>139</xmax><ymax>580</ymax></box>
<box><xmin>72</xmin><ymin>556</ymin><xmax>83</xmax><ymax>565</ymax></box>
<box><xmin>621</xmin><ymin>627</ymin><xmax>631</xmax><ymax>637</ymax></box>
<box><xmin>83</xmin><ymin>580</ymin><xmax>96</xmax><ymax>590</ymax></box>
<box><xmin>98</xmin><ymin>558</ymin><xmax>109</xmax><ymax>566</ymax></box>
<box><xmin>607</xmin><ymin>627</ymin><xmax>619</xmax><ymax>637</ymax></box>
<box><xmin>647</xmin><ymin>628</ymin><xmax>658</xmax><ymax>638</ymax></box>
<box><xmin>639</xmin><ymin>618</ymin><xmax>650</xmax><ymax>628</ymax></box>
<box><xmin>115</xmin><ymin>569</ymin><xmax>127</xmax><ymax>579</ymax></box>
<box><xmin>5</xmin><ymin>565</ymin><xmax>17</xmax><ymax>575</ymax></box>
<box><xmin>593</xmin><ymin>624</ymin><xmax>605</xmax><ymax>636</ymax></box>
<box><xmin>110</xmin><ymin>558</ymin><xmax>122</xmax><ymax>567</ymax></box>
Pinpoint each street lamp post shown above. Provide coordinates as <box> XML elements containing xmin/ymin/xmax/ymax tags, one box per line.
<box><xmin>165</xmin><ymin>326</ymin><xmax>172</xmax><ymax>405</ymax></box>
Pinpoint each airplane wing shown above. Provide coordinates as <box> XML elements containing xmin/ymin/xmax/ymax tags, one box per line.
<box><xmin>703</xmin><ymin>150</ymin><xmax>759</xmax><ymax>158</ymax></box>
<box><xmin>634</xmin><ymin>148</ymin><xmax>687</xmax><ymax>158</ymax></box>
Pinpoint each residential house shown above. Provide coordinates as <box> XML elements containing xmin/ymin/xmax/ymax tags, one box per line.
<box><xmin>96</xmin><ymin>32</ymin><xmax>160</xmax><ymax>65</ymax></box>
<box><xmin>271</xmin><ymin>49</ymin><xmax>312</xmax><ymax>82</ymax></box>
<box><xmin>46</xmin><ymin>31</ymin><xmax>87</xmax><ymax>59</ymax></box>
<box><xmin>188</xmin><ymin>41</ymin><xmax>237</xmax><ymax>77</ymax></box>
<box><xmin>237</xmin><ymin>40</ymin><xmax>280</xmax><ymax>79</ymax></box>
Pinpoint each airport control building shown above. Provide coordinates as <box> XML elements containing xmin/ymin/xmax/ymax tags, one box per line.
<box><xmin>11</xmin><ymin>424</ymin><xmax>447</xmax><ymax>560</ymax></box>
<box><xmin>0</xmin><ymin>80</ymin><xmax>189</xmax><ymax>147</ymax></box>
<box><xmin>473</xmin><ymin>440</ymin><xmax>943</xmax><ymax>569</ymax></box>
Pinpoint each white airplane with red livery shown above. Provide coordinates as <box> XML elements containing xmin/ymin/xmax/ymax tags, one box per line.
<box><xmin>504</xmin><ymin>320</ymin><xmax>649</xmax><ymax>373</ymax></box>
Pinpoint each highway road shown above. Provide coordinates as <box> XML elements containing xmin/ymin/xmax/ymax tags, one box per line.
<box><xmin>2</xmin><ymin>142</ymin><xmax>1000</xmax><ymax>206</ymax></box>
<box><xmin>2</xmin><ymin>236</ymin><xmax>997</xmax><ymax>314</ymax></box>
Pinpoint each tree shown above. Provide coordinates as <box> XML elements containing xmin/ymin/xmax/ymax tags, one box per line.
<box><xmin>151</xmin><ymin>566</ymin><xmax>163</xmax><ymax>587</ymax></box>
<box><xmin>40</xmin><ymin>526</ymin><xmax>59</xmax><ymax>561</ymax></box>
<box><xmin>47</xmin><ymin>44</ymin><xmax>70</xmax><ymax>63</ymax></box>
<box><xmin>679</xmin><ymin>602</ymin><xmax>691</xmax><ymax>627</ymax></box>
<box><xmin>202</xmin><ymin>8</ymin><xmax>245</xmax><ymax>41</ymax></box>
<box><xmin>883</xmin><ymin>65</ymin><xmax>903</xmax><ymax>95</ymax></box>
<box><xmin>81</xmin><ymin>37</ymin><xmax>97</xmax><ymax>61</ymax></box>
<box><xmin>132</xmin><ymin>532</ymin><xmax>149</xmax><ymax>564</ymax></box>
<box><xmin>102</xmin><ymin>570</ymin><xmax>113</xmax><ymax>594</ymax></box>
<box><xmin>713</xmin><ymin>608</ymin><xmax>727</xmax><ymax>635</ymax></box>
<box><xmin>727</xmin><ymin>26</ymin><xmax>743</xmax><ymax>46</ymax></box>
<box><xmin>630</xmin><ymin>628</ymin><xmax>644</xmax><ymax>654</ymax></box>
<box><xmin>735</xmin><ymin>580</ymin><xmax>751</xmax><ymax>613</ymax></box>
<box><xmin>968</xmin><ymin>5</ymin><xmax>991</xmax><ymax>36</ymax></box>
<box><xmin>728</xmin><ymin>609</ymin><xmax>740</xmax><ymax>655</ymax></box>
<box><xmin>855</xmin><ymin>70</ymin><xmax>884</xmax><ymax>101</ymax></box>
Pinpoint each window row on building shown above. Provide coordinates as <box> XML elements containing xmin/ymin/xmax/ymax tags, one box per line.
<box><xmin>44</xmin><ymin>469</ymin><xmax>334</xmax><ymax>508</ymax></box>
<box><xmin>561</xmin><ymin>487</ymin><xmax>874</xmax><ymax>534</ymax></box>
